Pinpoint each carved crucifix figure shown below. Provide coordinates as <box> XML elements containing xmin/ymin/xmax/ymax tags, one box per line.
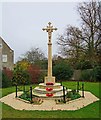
<box><xmin>42</xmin><ymin>22</ymin><xmax>57</xmax><ymax>84</ymax></box>
<box><xmin>42</xmin><ymin>22</ymin><xmax>57</xmax><ymax>43</ymax></box>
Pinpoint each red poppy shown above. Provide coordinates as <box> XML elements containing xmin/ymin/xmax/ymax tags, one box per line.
<box><xmin>46</xmin><ymin>88</ymin><xmax>53</xmax><ymax>91</ymax></box>
<box><xmin>46</xmin><ymin>93</ymin><xmax>53</xmax><ymax>97</ymax></box>
<box><xmin>46</xmin><ymin>82</ymin><xmax>54</xmax><ymax>85</ymax></box>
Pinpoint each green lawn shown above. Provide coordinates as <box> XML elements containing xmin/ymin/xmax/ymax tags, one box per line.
<box><xmin>0</xmin><ymin>82</ymin><xmax>100</xmax><ymax>119</ymax></box>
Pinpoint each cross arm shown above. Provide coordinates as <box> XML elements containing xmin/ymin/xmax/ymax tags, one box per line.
<box><xmin>42</xmin><ymin>28</ymin><xmax>47</xmax><ymax>31</ymax></box>
<box><xmin>53</xmin><ymin>28</ymin><xmax>57</xmax><ymax>31</ymax></box>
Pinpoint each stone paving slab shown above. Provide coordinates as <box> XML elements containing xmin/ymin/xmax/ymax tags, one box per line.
<box><xmin>0</xmin><ymin>91</ymin><xmax>99</xmax><ymax>111</ymax></box>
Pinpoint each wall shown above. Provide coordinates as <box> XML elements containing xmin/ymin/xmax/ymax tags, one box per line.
<box><xmin>0</xmin><ymin>37</ymin><xmax>14</xmax><ymax>70</ymax></box>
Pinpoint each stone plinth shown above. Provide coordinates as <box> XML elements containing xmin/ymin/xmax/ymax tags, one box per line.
<box><xmin>44</xmin><ymin>76</ymin><xmax>55</xmax><ymax>84</ymax></box>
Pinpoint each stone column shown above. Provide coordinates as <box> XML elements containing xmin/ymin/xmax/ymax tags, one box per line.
<box><xmin>48</xmin><ymin>32</ymin><xmax>52</xmax><ymax>77</ymax></box>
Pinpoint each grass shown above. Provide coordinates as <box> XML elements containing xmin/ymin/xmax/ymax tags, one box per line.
<box><xmin>0</xmin><ymin>82</ymin><xmax>100</xmax><ymax>119</ymax></box>
<box><xmin>1</xmin><ymin>85</ymin><xmax>37</xmax><ymax>98</ymax></box>
<box><xmin>62</xmin><ymin>81</ymin><xmax>100</xmax><ymax>98</ymax></box>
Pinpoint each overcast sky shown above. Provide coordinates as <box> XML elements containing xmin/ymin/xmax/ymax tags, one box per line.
<box><xmin>0</xmin><ymin>0</ymin><xmax>88</xmax><ymax>63</ymax></box>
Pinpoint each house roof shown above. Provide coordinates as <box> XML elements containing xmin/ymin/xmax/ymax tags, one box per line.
<box><xmin>0</xmin><ymin>36</ymin><xmax>14</xmax><ymax>52</ymax></box>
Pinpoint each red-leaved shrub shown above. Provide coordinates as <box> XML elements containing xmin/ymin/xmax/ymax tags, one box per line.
<box><xmin>3</xmin><ymin>67</ymin><xmax>13</xmax><ymax>80</ymax></box>
<box><xmin>27</xmin><ymin>65</ymin><xmax>41</xmax><ymax>84</ymax></box>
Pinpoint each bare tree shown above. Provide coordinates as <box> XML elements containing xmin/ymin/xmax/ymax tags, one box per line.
<box><xmin>77</xmin><ymin>0</ymin><xmax>101</xmax><ymax>63</ymax></box>
<box><xmin>57</xmin><ymin>0</ymin><xmax>101</xmax><ymax>66</ymax></box>
<box><xmin>57</xmin><ymin>25</ymin><xmax>84</xmax><ymax>63</ymax></box>
<box><xmin>19</xmin><ymin>47</ymin><xmax>46</xmax><ymax>64</ymax></box>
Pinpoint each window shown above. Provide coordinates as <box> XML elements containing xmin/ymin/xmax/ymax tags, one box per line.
<box><xmin>0</xmin><ymin>44</ymin><xmax>2</xmax><ymax>48</ymax></box>
<box><xmin>2</xmin><ymin>55</ymin><xmax>7</xmax><ymax>62</ymax></box>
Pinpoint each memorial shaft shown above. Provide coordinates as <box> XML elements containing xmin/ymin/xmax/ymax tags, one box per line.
<box><xmin>48</xmin><ymin>32</ymin><xmax>52</xmax><ymax>77</ymax></box>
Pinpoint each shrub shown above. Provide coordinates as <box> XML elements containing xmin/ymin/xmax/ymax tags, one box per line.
<box><xmin>71</xmin><ymin>89</ymin><xmax>77</xmax><ymax>95</ymax></box>
<box><xmin>2</xmin><ymin>72</ymin><xmax>11</xmax><ymax>88</ymax></box>
<box><xmin>93</xmin><ymin>66</ymin><xmax>101</xmax><ymax>82</ymax></box>
<box><xmin>53</xmin><ymin>62</ymin><xmax>73</xmax><ymax>81</ymax></box>
<box><xmin>80</xmin><ymin>66</ymin><xmax>101</xmax><ymax>82</ymax></box>
<box><xmin>19</xmin><ymin>92</ymin><xmax>31</xmax><ymax>101</ymax></box>
<box><xmin>2</xmin><ymin>68</ymin><xmax>13</xmax><ymax>88</ymax></box>
<box><xmin>12</xmin><ymin>64</ymin><xmax>30</xmax><ymax>86</ymax></box>
<box><xmin>66</xmin><ymin>90</ymin><xmax>81</xmax><ymax>100</ymax></box>
<box><xmin>76</xmin><ymin>60</ymin><xmax>92</xmax><ymax>70</ymax></box>
<box><xmin>38</xmin><ymin>70</ymin><xmax>47</xmax><ymax>83</ymax></box>
<box><xmin>80</xmin><ymin>69</ymin><xmax>93</xmax><ymax>81</ymax></box>
<box><xmin>27</xmin><ymin>64</ymin><xmax>41</xmax><ymax>84</ymax></box>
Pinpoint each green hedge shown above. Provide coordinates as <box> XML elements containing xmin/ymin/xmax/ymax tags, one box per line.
<box><xmin>53</xmin><ymin>62</ymin><xmax>73</xmax><ymax>81</ymax></box>
<box><xmin>80</xmin><ymin>66</ymin><xmax>101</xmax><ymax>82</ymax></box>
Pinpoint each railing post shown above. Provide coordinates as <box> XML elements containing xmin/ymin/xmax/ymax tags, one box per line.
<box><xmin>77</xmin><ymin>81</ymin><xmax>79</xmax><ymax>93</ymax></box>
<box><xmin>63</xmin><ymin>86</ymin><xmax>66</xmax><ymax>103</ymax></box>
<box><xmin>30</xmin><ymin>86</ymin><xmax>32</xmax><ymax>102</ymax></box>
<box><xmin>15</xmin><ymin>85</ymin><xmax>17</xmax><ymax>98</ymax></box>
<box><xmin>82</xmin><ymin>83</ymin><xmax>84</xmax><ymax>98</ymax></box>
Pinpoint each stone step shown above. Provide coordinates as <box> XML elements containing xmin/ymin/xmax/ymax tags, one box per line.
<box><xmin>32</xmin><ymin>90</ymin><xmax>67</xmax><ymax>98</ymax></box>
<box><xmin>39</xmin><ymin>83</ymin><xmax>62</xmax><ymax>89</ymax></box>
<box><xmin>33</xmin><ymin>86</ymin><xmax>64</xmax><ymax>93</ymax></box>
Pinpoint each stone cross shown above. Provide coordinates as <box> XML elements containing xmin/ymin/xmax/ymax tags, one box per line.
<box><xmin>42</xmin><ymin>22</ymin><xmax>57</xmax><ymax>84</ymax></box>
<box><xmin>42</xmin><ymin>22</ymin><xmax>57</xmax><ymax>43</ymax></box>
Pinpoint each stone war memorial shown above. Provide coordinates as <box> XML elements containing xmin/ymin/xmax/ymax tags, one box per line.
<box><xmin>0</xmin><ymin>22</ymin><xmax>99</xmax><ymax>112</ymax></box>
<box><xmin>33</xmin><ymin>22</ymin><xmax>66</xmax><ymax>98</ymax></box>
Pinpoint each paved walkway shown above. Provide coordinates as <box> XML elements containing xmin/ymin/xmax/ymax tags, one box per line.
<box><xmin>0</xmin><ymin>91</ymin><xmax>99</xmax><ymax>111</ymax></box>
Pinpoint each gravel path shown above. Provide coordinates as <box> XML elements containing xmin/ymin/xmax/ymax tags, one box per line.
<box><xmin>0</xmin><ymin>91</ymin><xmax>99</xmax><ymax>111</ymax></box>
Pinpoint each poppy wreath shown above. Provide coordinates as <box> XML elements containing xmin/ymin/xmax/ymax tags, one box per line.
<box><xmin>46</xmin><ymin>87</ymin><xmax>53</xmax><ymax>91</ymax></box>
<box><xmin>46</xmin><ymin>82</ymin><xmax>54</xmax><ymax>85</ymax></box>
<box><xmin>46</xmin><ymin>93</ymin><xmax>53</xmax><ymax>97</ymax></box>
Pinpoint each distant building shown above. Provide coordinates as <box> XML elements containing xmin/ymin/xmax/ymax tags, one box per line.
<box><xmin>0</xmin><ymin>37</ymin><xmax>14</xmax><ymax>70</ymax></box>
